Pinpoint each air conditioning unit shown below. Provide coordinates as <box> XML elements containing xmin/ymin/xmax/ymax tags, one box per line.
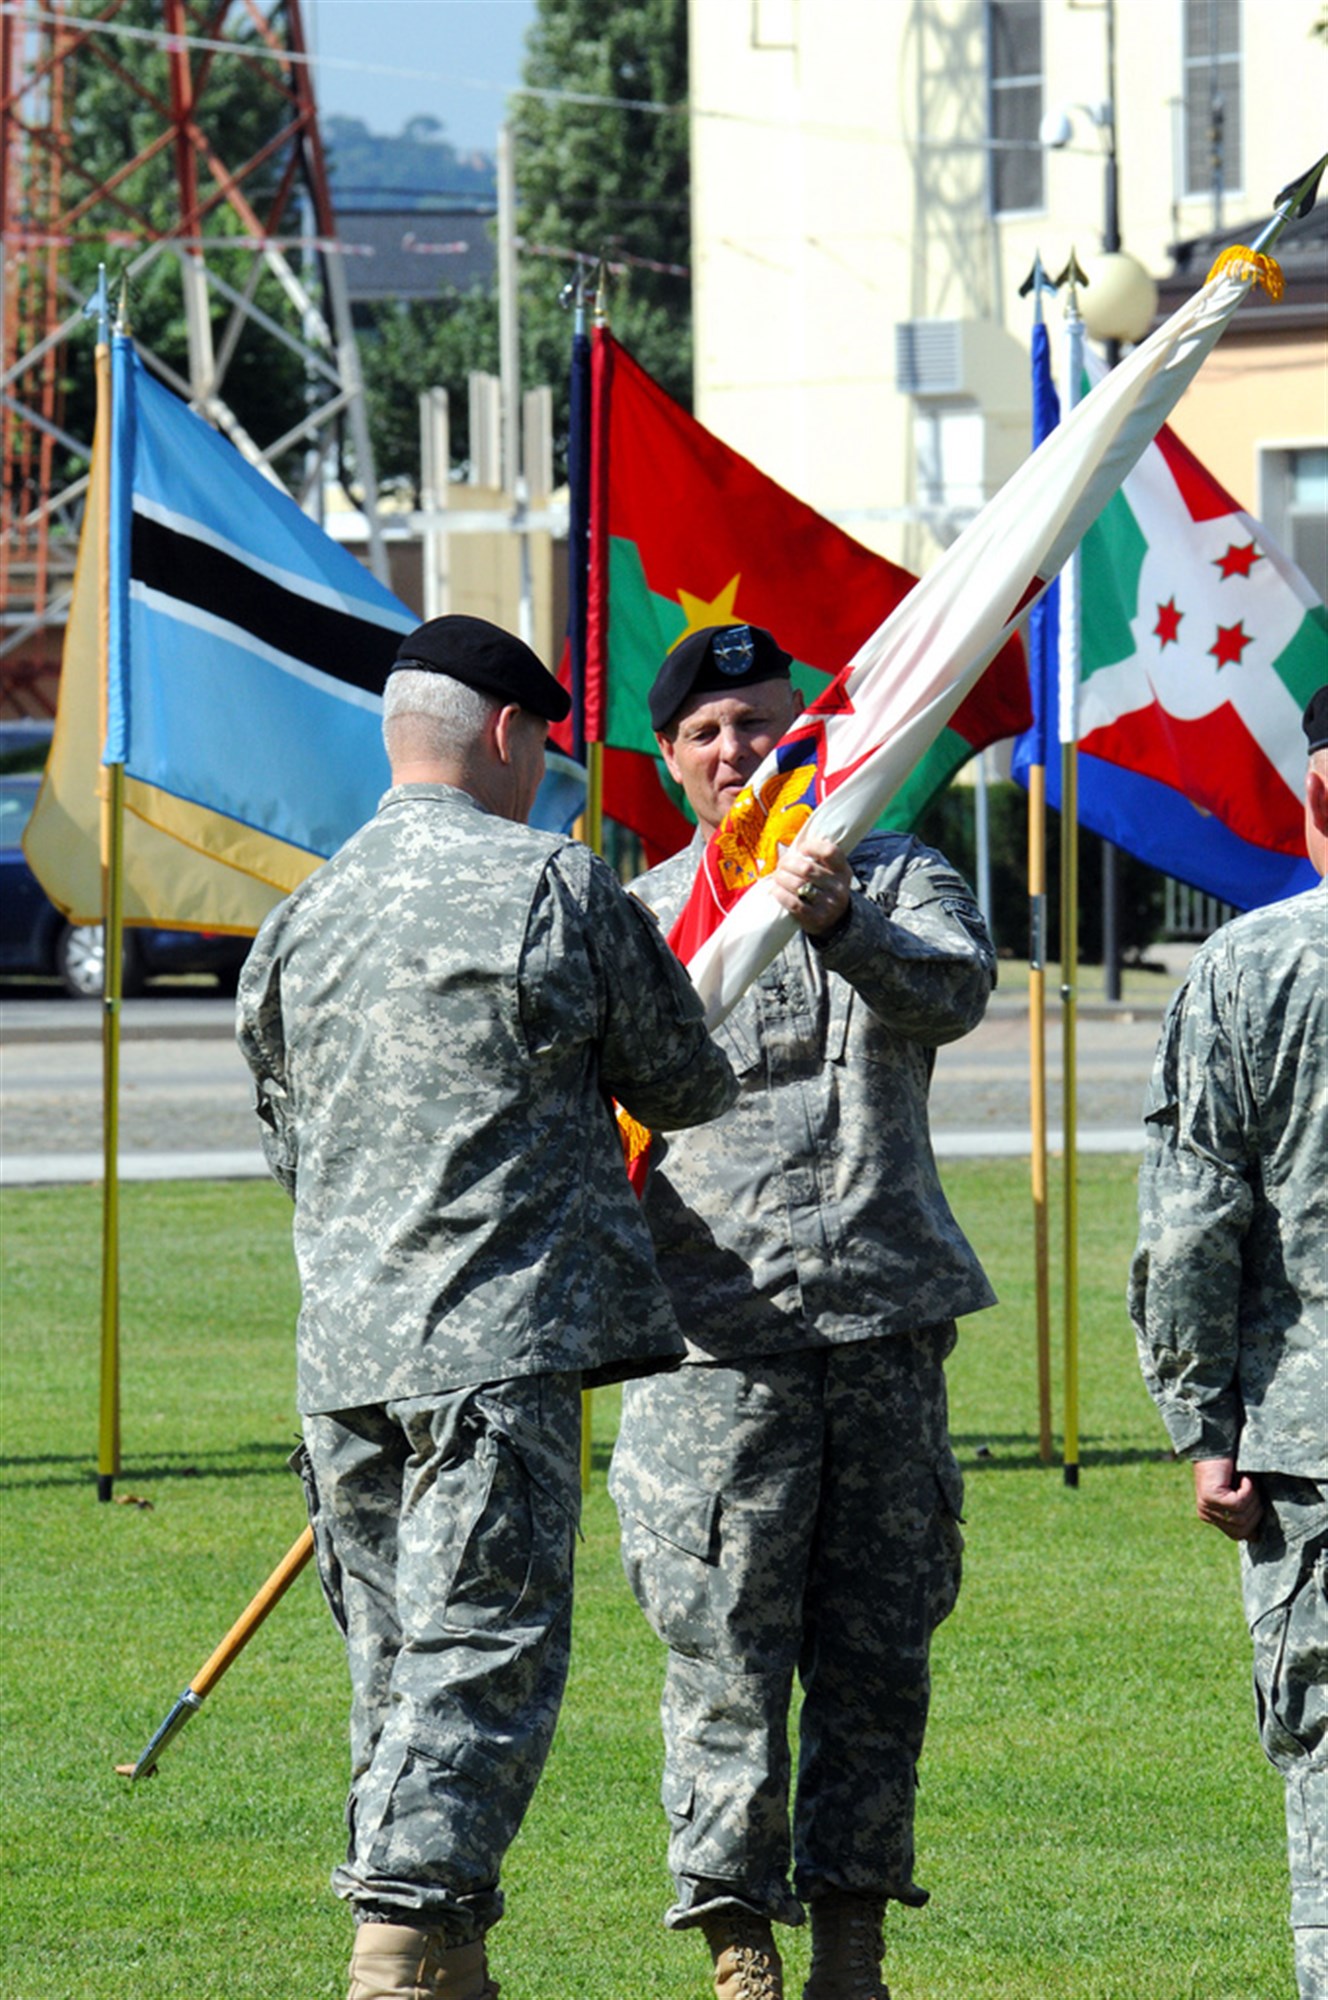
<box><xmin>894</xmin><ymin>318</ymin><xmax>1030</xmax><ymax>411</ymax></box>
<box><xmin>894</xmin><ymin>320</ymin><xmax>965</xmax><ymax>397</ymax></box>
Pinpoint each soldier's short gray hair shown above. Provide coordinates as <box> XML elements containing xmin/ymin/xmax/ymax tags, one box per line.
<box><xmin>382</xmin><ymin>667</ymin><xmax>500</xmax><ymax>759</ymax></box>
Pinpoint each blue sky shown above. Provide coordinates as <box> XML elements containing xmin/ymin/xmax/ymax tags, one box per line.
<box><xmin>305</xmin><ymin>0</ymin><xmax>537</xmax><ymax>151</ymax></box>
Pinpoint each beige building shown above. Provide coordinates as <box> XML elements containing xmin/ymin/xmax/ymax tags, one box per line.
<box><xmin>688</xmin><ymin>0</ymin><xmax>1327</xmax><ymax>593</ymax></box>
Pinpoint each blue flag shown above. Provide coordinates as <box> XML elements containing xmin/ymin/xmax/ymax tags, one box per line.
<box><xmin>1013</xmin><ymin>320</ymin><xmax>1061</xmax><ymax>772</ymax></box>
<box><xmin>106</xmin><ymin>335</ymin><xmax>413</xmax><ymax>886</ymax></box>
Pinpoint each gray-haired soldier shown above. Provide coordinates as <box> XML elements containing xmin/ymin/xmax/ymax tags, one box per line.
<box><xmin>1130</xmin><ymin>685</ymin><xmax>1328</xmax><ymax>2000</ymax></box>
<box><xmin>609</xmin><ymin>624</ymin><xmax>997</xmax><ymax>2000</ymax></box>
<box><xmin>237</xmin><ymin>615</ymin><xmax>736</xmax><ymax>2000</ymax></box>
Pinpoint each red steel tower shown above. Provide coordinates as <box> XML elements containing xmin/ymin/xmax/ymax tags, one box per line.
<box><xmin>1</xmin><ymin>0</ymin><xmax>384</xmax><ymax>714</ymax></box>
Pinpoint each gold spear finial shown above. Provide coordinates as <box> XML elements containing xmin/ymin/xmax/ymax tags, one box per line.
<box><xmin>1204</xmin><ymin>152</ymin><xmax>1327</xmax><ymax>298</ymax></box>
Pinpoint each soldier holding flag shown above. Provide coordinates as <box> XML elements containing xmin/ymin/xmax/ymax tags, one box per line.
<box><xmin>610</xmin><ymin>624</ymin><xmax>997</xmax><ymax>2000</ymax></box>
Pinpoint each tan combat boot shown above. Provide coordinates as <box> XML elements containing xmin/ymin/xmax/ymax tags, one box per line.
<box><xmin>347</xmin><ymin>1923</ymin><xmax>499</xmax><ymax>2000</ymax></box>
<box><xmin>802</xmin><ymin>1894</ymin><xmax>888</xmax><ymax>2000</ymax></box>
<box><xmin>698</xmin><ymin>1906</ymin><xmax>785</xmax><ymax>2000</ymax></box>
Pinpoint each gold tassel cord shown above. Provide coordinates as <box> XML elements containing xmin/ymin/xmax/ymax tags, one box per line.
<box><xmin>1204</xmin><ymin>247</ymin><xmax>1285</xmax><ymax>301</ymax></box>
<box><xmin>616</xmin><ymin>1103</ymin><xmax>654</xmax><ymax>1171</ymax></box>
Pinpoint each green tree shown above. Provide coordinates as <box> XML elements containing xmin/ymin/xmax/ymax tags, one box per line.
<box><xmin>55</xmin><ymin>0</ymin><xmax>349</xmax><ymax>488</ymax></box>
<box><xmin>323</xmin><ymin>114</ymin><xmax>495</xmax><ymax>207</ymax></box>
<box><xmin>913</xmin><ymin>781</ymin><xmax>1166</xmax><ymax>963</ymax></box>
<box><xmin>513</xmin><ymin>0</ymin><xmax>691</xmax><ymax>450</ymax></box>
<box><xmin>353</xmin><ymin>0</ymin><xmax>690</xmax><ymax>493</ymax></box>
<box><xmin>357</xmin><ymin>289</ymin><xmax>501</xmax><ymax>496</ymax></box>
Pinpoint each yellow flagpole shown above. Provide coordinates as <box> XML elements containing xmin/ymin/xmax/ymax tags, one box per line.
<box><xmin>574</xmin><ymin>263</ymin><xmax>612</xmax><ymax>1494</ymax></box>
<box><xmin>1027</xmin><ymin>762</ymin><xmax>1053</xmax><ymax>1463</ymax></box>
<box><xmin>95</xmin><ymin>278</ymin><xmax>125</xmax><ymax>1501</ymax></box>
<box><xmin>1058</xmin><ymin>270</ymin><xmax>1085</xmax><ymax>1490</ymax></box>
<box><xmin>1059</xmin><ymin>741</ymin><xmax>1080</xmax><ymax>1488</ymax></box>
<box><xmin>585</xmin><ymin>740</ymin><xmax>604</xmax><ymax>855</ymax></box>
<box><xmin>576</xmin><ymin>733</ymin><xmax>604</xmax><ymax>1494</ymax></box>
<box><xmin>1019</xmin><ymin>255</ymin><xmax>1056</xmax><ymax>1466</ymax></box>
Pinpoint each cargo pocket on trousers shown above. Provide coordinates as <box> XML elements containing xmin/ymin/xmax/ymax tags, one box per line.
<box><xmin>288</xmin><ymin>1440</ymin><xmax>347</xmax><ymax>1638</ymax></box>
<box><xmin>1245</xmin><ymin>1540</ymin><xmax>1323</xmax><ymax>1771</ymax></box>
<box><xmin>928</xmin><ymin>1455</ymin><xmax>966</xmax><ymax>1634</ymax></box>
<box><xmin>429</xmin><ymin>1422</ymin><xmax>564</xmax><ymax>1638</ymax></box>
<box><xmin>352</xmin><ymin>1733</ymin><xmax>502</xmax><ymax>1885</ymax></box>
<box><xmin>611</xmin><ymin>1467</ymin><xmax>720</xmax><ymax>1660</ymax></box>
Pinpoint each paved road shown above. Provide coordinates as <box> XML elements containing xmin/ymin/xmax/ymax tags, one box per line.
<box><xmin>0</xmin><ymin>982</ymin><xmax>1176</xmax><ymax>1185</ymax></box>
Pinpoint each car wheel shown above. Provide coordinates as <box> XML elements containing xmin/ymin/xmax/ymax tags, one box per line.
<box><xmin>54</xmin><ymin>924</ymin><xmax>145</xmax><ymax>998</ymax></box>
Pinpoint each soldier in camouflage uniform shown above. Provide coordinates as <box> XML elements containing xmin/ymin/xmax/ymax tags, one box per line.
<box><xmin>608</xmin><ymin>625</ymin><xmax>996</xmax><ymax>2000</ymax></box>
<box><xmin>1130</xmin><ymin>685</ymin><xmax>1328</xmax><ymax>2000</ymax></box>
<box><xmin>237</xmin><ymin>615</ymin><xmax>736</xmax><ymax>2000</ymax></box>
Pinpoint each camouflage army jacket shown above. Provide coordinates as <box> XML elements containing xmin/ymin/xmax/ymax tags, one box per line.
<box><xmin>237</xmin><ymin>783</ymin><xmax>736</xmax><ymax>1414</ymax></box>
<box><xmin>630</xmin><ymin>830</ymin><xmax>997</xmax><ymax>1361</ymax></box>
<box><xmin>1130</xmin><ymin>879</ymin><xmax>1327</xmax><ymax>1475</ymax></box>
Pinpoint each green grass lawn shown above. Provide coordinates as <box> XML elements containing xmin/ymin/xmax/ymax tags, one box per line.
<box><xmin>0</xmin><ymin>1164</ymin><xmax>1291</xmax><ymax>1999</ymax></box>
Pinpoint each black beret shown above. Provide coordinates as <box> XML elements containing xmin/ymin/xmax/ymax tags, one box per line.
<box><xmin>390</xmin><ymin>614</ymin><xmax>571</xmax><ymax>724</ymax></box>
<box><xmin>648</xmin><ymin>623</ymin><xmax>794</xmax><ymax>732</ymax></box>
<box><xmin>1304</xmin><ymin>685</ymin><xmax>1328</xmax><ymax>755</ymax></box>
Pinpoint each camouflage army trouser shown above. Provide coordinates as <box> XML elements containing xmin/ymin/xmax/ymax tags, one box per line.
<box><xmin>299</xmin><ymin>1374</ymin><xmax>582</xmax><ymax>1943</ymax></box>
<box><xmin>610</xmin><ymin>1326</ymin><xmax>964</xmax><ymax>1929</ymax></box>
<box><xmin>1241</xmin><ymin>1474</ymin><xmax>1328</xmax><ymax>2000</ymax></box>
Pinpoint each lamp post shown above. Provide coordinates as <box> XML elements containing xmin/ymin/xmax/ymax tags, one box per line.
<box><xmin>1040</xmin><ymin>0</ymin><xmax>1156</xmax><ymax>1000</ymax></box>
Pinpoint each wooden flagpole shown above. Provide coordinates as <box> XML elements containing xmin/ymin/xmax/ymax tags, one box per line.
<box><xmin>567</xmin><ymin>259</ymin><xmax>607</xmax><ymax>1489</ymax></box>
<box><xmin>1020</xmin><ymin>258</ymin><xmax>1056</xmax><ymax>1466</ymax></box>
<box><xmin>1027</xmin><ymin>759</ymin><xmax>1053</xmax><ymax>1465</ymax></box>
<box><xmin>1058</xmin><ymin>266</ymin><xmax>1086</xmax><ymax>1489</ymax></box>
<box><xmin>95</xmin><ymin>273</ymin><xmax>125</xmax><ymax>1502</ymax></box>
<box><xmin>584</xmin><ymin>264</ymin><xmax>608</xmax><ymax>863</ymax></box>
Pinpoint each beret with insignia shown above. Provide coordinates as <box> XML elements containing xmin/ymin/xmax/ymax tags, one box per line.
<box><xmin>648</xmin><ymin>623</ymin><xmax>794</xmax><ymax>732</ymax></box>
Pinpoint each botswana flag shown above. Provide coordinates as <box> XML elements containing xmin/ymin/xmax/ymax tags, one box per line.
<box><xmin>103</xmin><ymin>335</ymin><xmax>414</xmax><ymax>892</ymax></box>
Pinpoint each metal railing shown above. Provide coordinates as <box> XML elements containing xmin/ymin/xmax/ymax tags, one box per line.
<box><xmin>1164</xmin><ymin>877</ymin><xmax>1236</xmax><ymax>939</ymax></box>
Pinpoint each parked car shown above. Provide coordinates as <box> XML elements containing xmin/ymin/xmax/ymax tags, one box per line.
<box><xmin>0</xmin><ymin>771</ymin><xmax>251</xmax><ymax>997</ymax></box>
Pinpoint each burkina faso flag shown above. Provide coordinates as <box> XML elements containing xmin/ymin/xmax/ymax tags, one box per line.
<box><xmin>1016</xmin><ymin>392</ymin><xmax>1324</xmax><ymax>912</ymax></box>
<box><xmin>567</xmin><ymin>327</ymin><xmax>1029</xmax><ymax>859</ymax></box>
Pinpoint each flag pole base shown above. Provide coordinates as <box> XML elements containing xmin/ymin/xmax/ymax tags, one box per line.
<box><xmin>1063</xmin><ymin>1463</ymin><xmax>1080</xmax><ymax>1488</ymax></box>
<box><xmin>116</xmin><ymin>1688</ymin><xmax>204</xmax><ymax>1780</ymax></box>
<box><xmin>97</xmin><ymin>1474</ymin><xmax>114</xmax><ymax>1503</ymax></box>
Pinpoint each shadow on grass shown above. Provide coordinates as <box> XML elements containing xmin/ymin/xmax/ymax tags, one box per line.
<box><xmin>586</xmin><ymin>1434</ymin><xmax>1175</xmax><ymax>1479</ymax></box>
<box><xmin>0</xmin><ymin>1440</ymin><xmax>296</xmax><ymax>1492</ymax></box>
<box><xmin>954</xmin><ymin>1429</ymin><xmax>1176</xmax><ymax>1472</ymax></box>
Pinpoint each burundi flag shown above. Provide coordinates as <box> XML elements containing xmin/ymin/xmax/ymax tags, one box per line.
<box><xmin>567</xmin><ymin>327</ymin><xmax>1030</xmax><ymax>856</ymax></box>
<box><xmin>1034</xmin><ymin>401</ymin><xmax>1322</xmax><ymax>909</ymax></box>
<box><xmin>100</xmin><ymin>336</ymin><xmax>413</xmax><ymax>892</ymax></box>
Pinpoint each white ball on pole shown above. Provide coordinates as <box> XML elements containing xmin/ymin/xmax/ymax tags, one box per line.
<box><xmin>1080</xmin><ymin>250</ymin><xmax>1158</xmax><ymax>345</ymax></box>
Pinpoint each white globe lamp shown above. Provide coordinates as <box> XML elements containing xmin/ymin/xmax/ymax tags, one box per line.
<box><xmin>1080</xmin><ymin>250</ymin><xmax>1158</xmax><ymax>345</ymax></box>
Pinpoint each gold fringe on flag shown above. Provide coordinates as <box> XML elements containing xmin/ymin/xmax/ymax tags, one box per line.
<box><xmin>1204</xmin><ymin>247</ymin><xmax>1285</xmax><ymax>300</ymax></box>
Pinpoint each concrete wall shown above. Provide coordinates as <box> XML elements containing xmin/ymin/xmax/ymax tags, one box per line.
<box><xmin>688</xmin><ymin>0</ymin><xmax>1327</xmax><ymax>576</ymax></box>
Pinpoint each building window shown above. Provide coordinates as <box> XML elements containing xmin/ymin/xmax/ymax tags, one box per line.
<box><xmin>1182</xmin><ymin>0</ymin><xmax>1242</xmax><ymax>201</ymax></box>
<box><xmin>1261</xmin><ymin>446</ymin><xmax>1328</xmax><ymax>606</ymax></box>
<box><xmin>988</xmin><ymin>1</ymin><xmax>1044</xmax><ymax>215</ymax></box>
